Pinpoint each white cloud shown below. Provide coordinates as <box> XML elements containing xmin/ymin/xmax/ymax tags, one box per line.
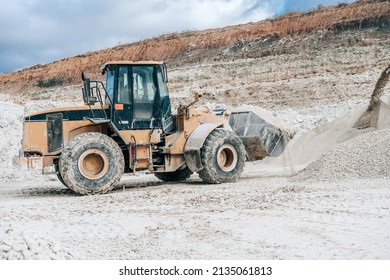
<box><xmin>0</xmin><ymin>0</ymin><xmax>355</xmax><ymax>72</ymax></box>
<box><xmin>0</xmin><ymin>0</ymin><xmax>277</xmax><ymax>72</ymax></box>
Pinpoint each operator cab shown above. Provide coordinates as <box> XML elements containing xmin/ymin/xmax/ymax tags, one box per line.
<box><xmin>101</xmin><ymin>61</ymin><xmax>173</xmax><ymax>132</ymax></box>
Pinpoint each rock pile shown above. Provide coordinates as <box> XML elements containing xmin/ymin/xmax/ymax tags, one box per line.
<box><xmin>296</xmin><ymin>128</ymin><xmax>390</xmax><ymax>181</ymax></box>
<box><xmin>0</xmin><ymin>102</ymin><xmax>24</xmax><ymax>180</ymax></box>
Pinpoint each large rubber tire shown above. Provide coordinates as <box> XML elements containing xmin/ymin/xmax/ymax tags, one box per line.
<box><xmin>198</xmin><ymin>129</ymin><xmax>245</xmax><ymax>184</ymax></box>
<box><xmin>54</xmin><ymin>162</ymin><xmax>66</xmax><ymax>186</ymax></box>
<box><xmin>154</xmin><ymin>166</ymin><xmax>193</xmax><ymax>182</ymax></box>
<box><xmin>59</xmin><ymin>132</ymin><xmax>124</xmax><ymax>195</ymax></box>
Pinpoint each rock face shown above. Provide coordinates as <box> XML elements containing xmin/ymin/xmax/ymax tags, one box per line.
<box><xmin>0</xmin><ymin>1</ymin><xmax>389</xmax><ymax>94</ymax></box>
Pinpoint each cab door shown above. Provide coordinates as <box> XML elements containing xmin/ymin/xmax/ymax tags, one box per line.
<box><xmin>113</xmin><ymin>65</ymin><xmax>132</xmax><ymax>130</ymax></box>
<box><xmin>131</xmin><ymin>66</ymin><xmax>157</xmax><ymax>129</ymax></box>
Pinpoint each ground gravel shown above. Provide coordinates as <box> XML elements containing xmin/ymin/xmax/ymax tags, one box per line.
<box><xmin>296</xmin><ymin>128</ymin><xmax>390</xmax><ymax>181</ymax></box>
<box><xmin>0</xmin><ymin>226</ymin><xmax>74</xmax><ymax>260</ymax></box>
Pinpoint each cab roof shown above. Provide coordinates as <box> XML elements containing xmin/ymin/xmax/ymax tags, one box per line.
<box><xmin>102</xmin><ymin>61</ymin><xmax>165</xmax><ymax>73</ymax></box>
<box><xmin>103</xmin><ymin>61</ymin><xmax>164</xmax><ymax>66</ymax></box>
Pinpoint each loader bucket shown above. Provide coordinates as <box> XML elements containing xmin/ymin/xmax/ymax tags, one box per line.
<box><xmin>229</xmin><ymin>111</ymin><xmax>288</xmax><ymax>161</ymax></box>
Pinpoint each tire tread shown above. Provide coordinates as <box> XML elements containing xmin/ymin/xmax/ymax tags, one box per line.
<box><xmin>59</xmin><ymin>132</ymin><xmax>124</xmax><ymax>195</ymax></box>
<box><xmin>198</xmin><ymin>129</ymin><xmax>245</xmax><ymax>184</ymax></box>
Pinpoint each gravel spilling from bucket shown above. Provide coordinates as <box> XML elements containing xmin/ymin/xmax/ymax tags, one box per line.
<box><xmin>295</xmin><ymin>128</ymin><xmax>390</xmax><ymax>181</ymax></box>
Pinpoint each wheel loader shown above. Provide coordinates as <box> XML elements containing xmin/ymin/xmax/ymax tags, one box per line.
<box><xmin>16</xmin><ymin>61</ymin><xmax>289</xmax><ymax>195</ymax></box>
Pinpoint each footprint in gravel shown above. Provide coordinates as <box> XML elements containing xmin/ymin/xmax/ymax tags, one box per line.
<box><xmin>0</xmin><ymin>226</ymin><xmax>75</xmax><ymax>260</ymax></box>
<box><xmin>19</xmin><ymin>186</ymin><xmax>77</xmax><ymax>197</ymax></box>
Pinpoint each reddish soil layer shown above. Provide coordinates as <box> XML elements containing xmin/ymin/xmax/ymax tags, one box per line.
<box><xmin>0</xmin><ymin>0</ymin><xmax>389</xmax><ymax>94</ymax></box>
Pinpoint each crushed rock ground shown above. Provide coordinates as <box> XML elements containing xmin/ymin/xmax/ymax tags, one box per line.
<box><xmin>1</xmin><ymin>43</ymin><xmax>390</xmax><ymax>259</ymax></box>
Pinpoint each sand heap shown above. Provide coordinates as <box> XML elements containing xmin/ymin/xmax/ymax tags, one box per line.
<box><xmin>284</xmin><ymin>65</ymin><xmax>390</xmax><ymax>170</ymax></box>
<box><xmin>0</xmin><ymin>226</ymin><xmax>74</xmax><ymax>260</ymax></box>
<box><xmin>0</xmin><ymin>102</ymin><xmax>24</xmax><ymax>180</ymax></box>
<box><xmin>0</xmin><ymin>100</ymin><xmax>81</xmax><ymax>181</ymax></box>
<box><xmin>290</xmin><ymin>80</ymin><xmax>390</xmax><ymax>181</ymax></box>
<box><xmin>296</xmin><ymin>128</ymin><xmax>390</xmax><ymax>181</ymax></box>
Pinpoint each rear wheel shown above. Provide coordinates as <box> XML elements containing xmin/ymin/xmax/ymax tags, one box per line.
<box><xmin>59</xmin><ymin>132</ymin><xmax>124</xmax><ymax>195</ymax></box>
<box><xmin>154</xmin><ymin>166</ymin><xmax>193</xmax><ymax>182</ymax></box>
<box><xmin>54</xmin><ymin>162</ymin><xmax>66</xmax><ymax>186</ymax></box>
<box><xmin>198</xmin><ymin>129</ymin><xmax>245</xmax><ymax>184</ymax></box>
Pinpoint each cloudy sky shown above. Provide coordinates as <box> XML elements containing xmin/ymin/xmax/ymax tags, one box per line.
<box><xmin>0</xmin><ymin>0</ymin><xmax>355</xmax><ymax>73</ymax></box>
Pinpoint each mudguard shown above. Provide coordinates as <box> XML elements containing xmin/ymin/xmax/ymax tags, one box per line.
<box><xmin>184</xmin><ymin>123</ymin><xmax>222</xmax><ymax>172</ymax></box>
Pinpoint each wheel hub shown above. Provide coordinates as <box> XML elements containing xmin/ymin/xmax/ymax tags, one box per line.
<box><xmin>217</xmin><ymin>144</ymin><xmax>238</xmax><ymax>172</ymax></box>
<box><xmin>78</xmin><ymin>149</ymin><xmax>109</xmax><ymax>180</ymax></box>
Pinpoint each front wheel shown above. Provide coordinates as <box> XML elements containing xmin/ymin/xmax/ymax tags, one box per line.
<box><xmin>59</xmin><ymin>132</ymin><xmax>124</xmax><ymax>195</ymax></box>
<box><xmin>198</xmin><ymin>129</ymin><xmax>245</xmax><ymax>184</ymax></box>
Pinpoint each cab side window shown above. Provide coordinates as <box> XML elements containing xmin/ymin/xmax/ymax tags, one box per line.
<box><xmin>132</xmin><ymin>66</ymin><xmax>156</xmax><ymax>121</ymax></box>
<box><xmin>117</xmin><ymin>66</ymin><xmax>131</xmax><ymax>104</ymax></box>
<box><xmin>133</xmin><ymin>67</ymin><xmax>156</xmax><ymax>102</ymax></box>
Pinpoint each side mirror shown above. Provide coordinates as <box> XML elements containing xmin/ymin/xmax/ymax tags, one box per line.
<box><xmin>81</xmin><ymin>72</ymin><xmax>91</xmax><ymax>103</ymax></box>
<box><xmin>81</xmin><ymin>71</ymin><xmax>89</xmax><ymax>81</ymax></box>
